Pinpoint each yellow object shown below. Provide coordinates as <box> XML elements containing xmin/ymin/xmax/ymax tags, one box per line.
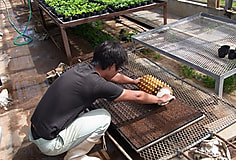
<box><xmin>137</xmin><ymin>74</ymin><xmax>173</xmax><ymax>96</ymax></box>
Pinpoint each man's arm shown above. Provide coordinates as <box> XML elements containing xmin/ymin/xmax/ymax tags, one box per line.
<box><xmin>110</xmin><ymin>73</ymin><xmax>139</xmax><ymax>84</ymax></box>
<box><xmin>114</xmin><ymin>89</ymin><xmax>175</xmax><ymax>105</ymax></box>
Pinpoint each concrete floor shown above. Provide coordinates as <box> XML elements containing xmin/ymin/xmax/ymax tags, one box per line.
<box><xmin>0</xmin><ymin>0</ymin><xmax>235</xmax><ymax>160</ymax></box>
<box><xmin>0</xmin><ymin>1</ymin><xmax>65</xmax><ymax>159</ymax></box>
<box><xmin>0</xmin><ymin>1</ymin><xmax>142</xmax><ymax>159</ymax></box>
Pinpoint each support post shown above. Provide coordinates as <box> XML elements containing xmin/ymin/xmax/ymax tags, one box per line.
<box><xmin>215</xmin><ymin>77</ymin><xmax>224</xmax><ymax>98</ymax></box>
<box><xmin>60</xmin><ymin>27</ymin><xmax>72</xmax><ymax>64</ymax></box>
<box><xmin>225</xmin><ymin>0</ymin><xmax>233</xmax><ymax>10</ymax></box>
<box><xmin>207</xmin><ymin>0</ymin><xmax>220</xmax><ymax>8</ymax></box>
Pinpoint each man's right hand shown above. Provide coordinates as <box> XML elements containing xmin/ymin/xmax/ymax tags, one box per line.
<box><xmin>157</xmin><ymin>94</ymin><xmax>176</xmax><ymax>106</ymax></box>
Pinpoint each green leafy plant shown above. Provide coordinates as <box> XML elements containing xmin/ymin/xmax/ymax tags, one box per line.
<box><xmin>119</xmin><ymin>29</ymin><xmax>137</xmax><ymax>42</ymax></box>
<box><xmin>91</xmin><ymin>20</ymin><xmax>104</xmax><ymax>30</ymax></box>
<box><xmin>139</xmin><ymin>48</ymin><xmax>160</xmax><ymax>60</ymax></box>
<box><xmin>72</xmin><ymin>21</ymin><xmax>115</xmax><ymax>47</ymax></box>
<box><xmin>180</xmin><ymin>65</ymin><xmax>195</xmax><ymax>79</ymax></box>
<box><xmin>153</xmin><ymin>53</ymin><xmax>160</xmax><ymax>60</ymax></box>
<box><xmin>223</xmin><ymin>75</ymin><xmax>236</xmax><ymax>93</ymax></box>
<box><xmin>202</xmin><ymin>75</ymin><xmax>215</xmax><ymax>88</ymax></box>
<box><xmin>180</xmin><ymin>65</ymin><xmax>236</xmax><ymax>93</ymax></box>
<box><xmin>139</xmin><ymin>48</ymin><xmax>155</xmax><ymax>56</ymax></box>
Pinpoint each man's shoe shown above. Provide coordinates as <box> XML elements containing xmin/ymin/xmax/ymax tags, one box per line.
<box><xmin>76</xmin><ymin>155</ymin><xmax>100</xmax><ymax>160</ymax></box>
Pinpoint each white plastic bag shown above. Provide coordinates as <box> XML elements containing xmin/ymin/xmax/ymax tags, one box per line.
<box><xmin>189</xmin><ymin>137</ymin><xmax>231</xmax><ymax>160</ymax></box>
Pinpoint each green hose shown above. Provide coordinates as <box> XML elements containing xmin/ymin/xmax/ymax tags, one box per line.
<box><xmin>2</xmin><ymin>0</ymin><xmax>33</xmax><ymax>46</ymax></box>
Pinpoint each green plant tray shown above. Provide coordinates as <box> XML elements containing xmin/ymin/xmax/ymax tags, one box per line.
<box><xmin>36</xmin><ymin>0</ymin><xmax>153</xmax><ymax>22</ymax></box>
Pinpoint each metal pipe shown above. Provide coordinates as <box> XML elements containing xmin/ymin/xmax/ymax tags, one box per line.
<box><xmin>106</xmin><ymin>132</ymin><xmax>133</xmax><ymax>160</ymax></box>
<box><xmin>213</xmin><ymin>133</ymin><xmax>236</xmax><ymax>149</ymax></box>
<box><xmin>179</xmin><ymin>151</ymin><xmax>193</xmax><ymax>160</ymax></box>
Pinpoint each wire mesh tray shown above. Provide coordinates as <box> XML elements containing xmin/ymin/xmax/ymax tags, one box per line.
<box><xmin>117</xmin><ymin>99</ymin><xmax>204</xmax><ymax>152</ymax></box>
<box><xmin>92</xmin><ymin>53</ymin><xmax>236</xmax><ymax>160</ymax></box>
<box><xmin>132</xmin><ymin>13</ymin><xmax>236</xmax><ymax>76</ymax></box>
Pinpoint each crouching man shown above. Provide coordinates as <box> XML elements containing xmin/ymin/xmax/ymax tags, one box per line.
<box><xmin>29</xmin><ymin>40</ymin><xmax>175</xmax><ymax>160</ymax></box>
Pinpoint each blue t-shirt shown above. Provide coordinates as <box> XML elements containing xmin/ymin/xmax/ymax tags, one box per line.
<box><xmin>31</xmin><ymin>63</ymin><xmax>123</xmax><ymax>140</ymax></box>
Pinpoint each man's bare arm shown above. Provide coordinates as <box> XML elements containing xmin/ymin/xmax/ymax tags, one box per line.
<box><xmin>115</xmin><ymin>89</ymin><xmax>175</xmax><ymax>105</ymax></box>
<box><xmin>110</xmin><ymin>73</ymin><xmax>139</xmax><ymax>84</ymax></box>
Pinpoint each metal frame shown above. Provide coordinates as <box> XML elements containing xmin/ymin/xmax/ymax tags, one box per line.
<box><xmin>36</xmin><ymin>1</ymin><xmax>167</xmax><ymax>64</ymax></box>
<box><xmin>126</xmin><ymin>53</ymin><xmax>236</xmax><ymax>159</ymax></box>
<box><xmin>132</xmin><ymin>12</ymin><xmax>236</xmax><ymax>97</ymax></box>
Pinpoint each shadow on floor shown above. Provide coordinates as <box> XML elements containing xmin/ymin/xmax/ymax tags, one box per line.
<box><xmin>13</xmin><ymin>143</ymin><xmax>66</xmax><ymax>160</ymax></box>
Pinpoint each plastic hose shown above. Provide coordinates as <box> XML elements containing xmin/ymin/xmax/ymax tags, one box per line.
<box><xmin>2</xmin><ymin>0</ymin><xmax>33</xmax><ymax>46</ymax></box>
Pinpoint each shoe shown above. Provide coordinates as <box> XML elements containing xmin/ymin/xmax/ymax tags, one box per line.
<box><xmin>76</xmin><ymin>155</ymin><xmax>100</xmax><ymax>160</ymax></box>
<box><xmin>64</xmin><ymin>132</ymin><xmax>104</xmax><ymax>160</ymax></box>
<box><xmin>64</xmin><ymin>137</ymin><xmax>101</xmax><ymax>160</ymax></box>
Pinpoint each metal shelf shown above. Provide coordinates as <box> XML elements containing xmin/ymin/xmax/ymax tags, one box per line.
<box><xmin>132</xmin><ymin>13</ymin><xmax>236</xmax><ymax>97</ymax></box>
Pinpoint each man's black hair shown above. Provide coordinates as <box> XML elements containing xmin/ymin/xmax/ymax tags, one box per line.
<box><xmin>91</xmin><ymin>40</ymin><xmax>128</xmax><ymax>70</ymax></box>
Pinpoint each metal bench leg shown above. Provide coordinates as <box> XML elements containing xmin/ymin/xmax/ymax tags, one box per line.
<box><xmin>163</xmin><ymin>2</ymin><xmax>167</xmax><ymax>25</ymax></box>
<box><xmin>60</xmin><ymin>27</ymin><xmax>72</xmax><ymax>64</ymax></box>
<box><xmin>215</xmin><ymin>77</ymin><xmax>224</xmax><ymax>98</ymax></box>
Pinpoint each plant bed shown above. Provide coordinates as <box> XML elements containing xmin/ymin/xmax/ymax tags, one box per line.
<box><xmin>99</xmin><ymin>0</ymin><xmax>153</xmax><ymax>12</ymax></box>
<box><xmin>42</xmin><ymin>0</ymin><xmax>108</xmax><ymax>22</ymax></box>
<box><xmin>39</xmin><ymin>0</ymin><xmax>153</xmax><ymax>22</ymax></box>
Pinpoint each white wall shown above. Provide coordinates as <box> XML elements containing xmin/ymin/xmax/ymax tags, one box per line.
<box><xmin>166</xmin><ymin>0</ymin><xmax>236</xmax><ymax>20</ymax></box>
